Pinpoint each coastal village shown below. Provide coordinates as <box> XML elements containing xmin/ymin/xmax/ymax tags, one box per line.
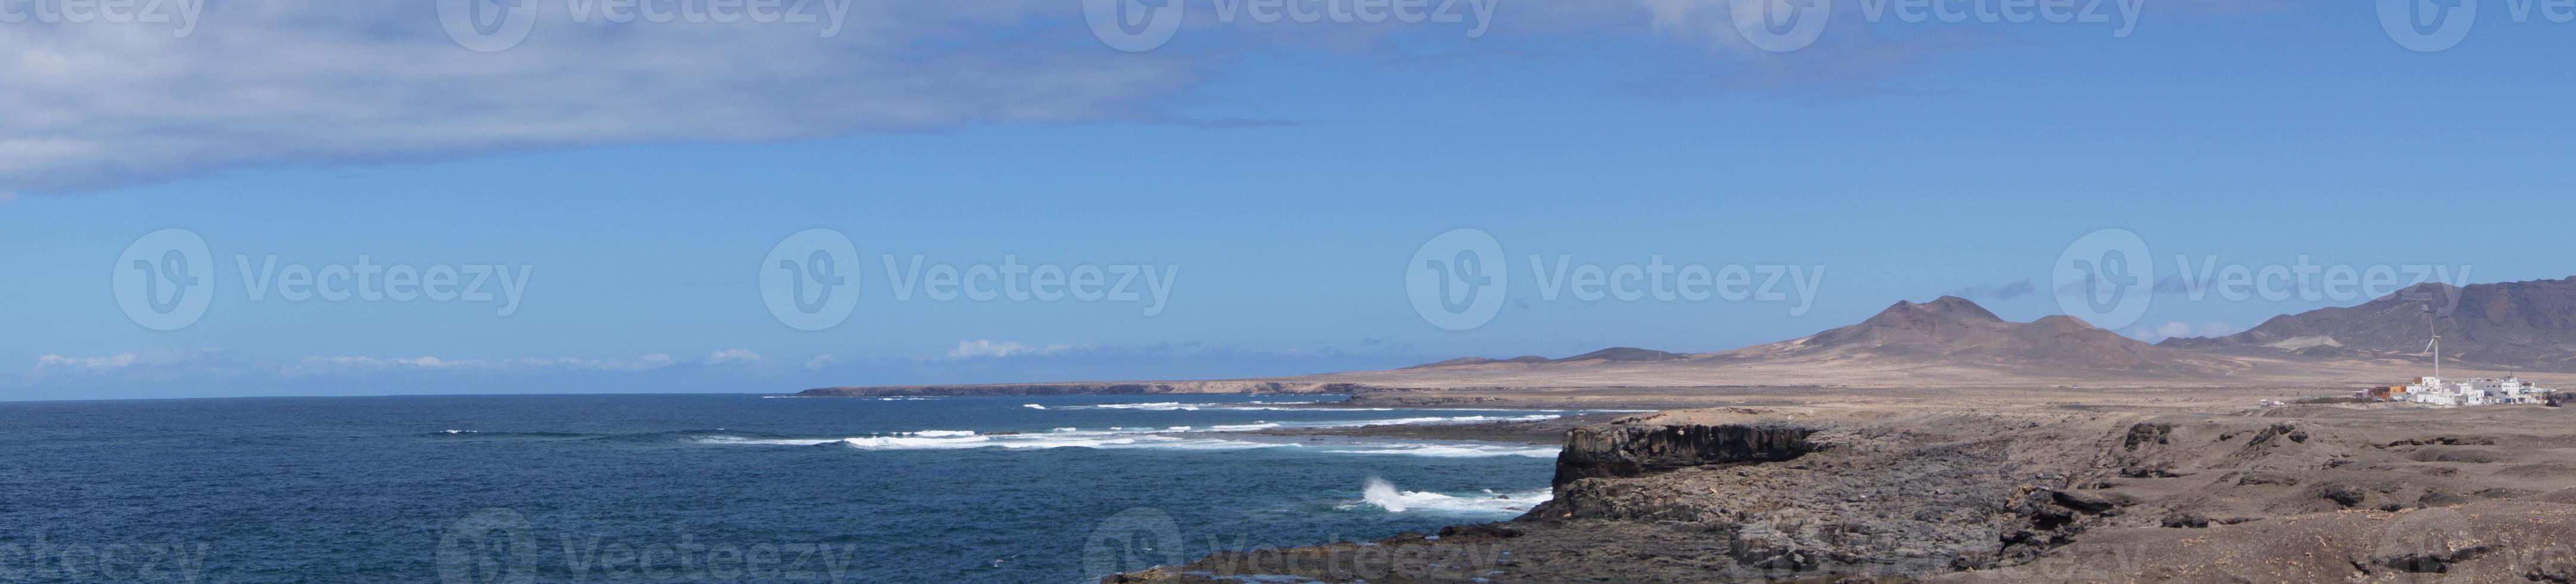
<box><xmin>2354</xmin><ymin>324</ymin><xmax>2565</xmax><ymax>407</ymax></box>
<box><xmin>2367</xmin><ymin>374</ymin><xmax>2562</xmax><ymax>407</ymax></box>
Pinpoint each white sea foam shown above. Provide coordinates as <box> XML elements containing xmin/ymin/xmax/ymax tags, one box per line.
<box><xmin>1294</xmin><ymin>414</ymin><xmax>1561</xmax><ymax>429</ymax></box>
<box><xmin>837</xmin><ymin>436</ymin><xmax>995</xmax><ymax>449</ymax></box>
<box><xmin>1348</xmin><ymin>477</ymin><xmax>1551</xmax><ymax>516</ymax></box>
<box><xmin>1086</xmin><ymin>402</ymin><xmax>1199</xmax><ymax>411</ymax></box>
<box><xmin>912</xmin><ymin>430</ymin><xmax>977</xmax><ymax>437</ymax></box>
<box><xmin>1321</xmin><ymin>443</ymin><xmax>1559</xmax><ymax>458</ymax></box>
<box><xmin>1361</xmin><ymin>477</ymin><xmax>1409</xmax><ymax>512</ymax></box>
<box><xmin>824</xmin><ymin>433</ymin><xmax>1289</xmax><ymax>452</ymax></box>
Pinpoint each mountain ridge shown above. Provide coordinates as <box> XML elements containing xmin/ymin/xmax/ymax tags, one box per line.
<box><xmin>2160</xmin><ymin>277</ymin><xmax>2576</xmax><ymax>371</ymax></box>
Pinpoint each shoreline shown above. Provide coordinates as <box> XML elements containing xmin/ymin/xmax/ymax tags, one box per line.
<box><xmin>1246</xmin><ymin>412</ymin><xmax>1627</xmax><ymax>445</ymax></box>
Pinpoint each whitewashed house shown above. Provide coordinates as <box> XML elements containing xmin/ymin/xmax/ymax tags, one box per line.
<box><xmin>2394</xmin><ymin>375</ymin><xmax>2552</xmax><ymax>407</ymax></box>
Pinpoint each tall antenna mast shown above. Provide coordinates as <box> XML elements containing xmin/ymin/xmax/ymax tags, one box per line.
<box><xmin>2424</xmin><ymin>309</ymin><xmax>2441</xmax><ymax>380</ymax></box>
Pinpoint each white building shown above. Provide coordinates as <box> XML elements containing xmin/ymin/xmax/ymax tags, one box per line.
<box><xmin>2394</xmin><ymin>375</ymin><xmax>2554</xmax><ymax>407</ymax></box>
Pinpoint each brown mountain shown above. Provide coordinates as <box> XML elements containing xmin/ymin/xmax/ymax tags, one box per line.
<box><xmin>1706</xmin><ymin>296</ymin><xmax>2247</xmax><ymax>375</ymax></box>
<box><xmin>2160</xmin><ymin>277</ymin><xmax>2576</xmax><ymax>371</ymax></box>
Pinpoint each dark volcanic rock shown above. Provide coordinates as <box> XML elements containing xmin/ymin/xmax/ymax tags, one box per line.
<box><xmin>1551</xmin><ymin>423</ymin><xmax>1819</xmax><ymax>487</ymax></box>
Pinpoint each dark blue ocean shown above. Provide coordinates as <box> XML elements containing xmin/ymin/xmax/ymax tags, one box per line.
<box><xmin>0</xmin><ymin>394</ymin><xmax>1571</xmax><ymax>583</ymax></box>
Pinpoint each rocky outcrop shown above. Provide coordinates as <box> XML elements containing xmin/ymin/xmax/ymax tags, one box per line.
<box><xmin>1109</xmin><ymin>406</ymin><xmax>2576</xmax><ymax>583</ymax></box>
<box><xmin>794</xmin><ymin>381</ymin><xmax>1364</xmax><ymax>397</ymax></box>
<box><xmin>1549</xmin><ymin>423</ymin><xmax>1819</xmax><ymax>487</ymax></box>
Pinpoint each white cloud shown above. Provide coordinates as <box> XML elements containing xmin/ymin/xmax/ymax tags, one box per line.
<box><xmin>943</xmin><ymin>340</ymin><xmax>1078</xmax><ymax>361</ymax></box>
<box><xmin>29</xmin><ymin>349</ymin><xmax>810</xmax><ymax>383</ymax></box>
<box><xmin>2132</xmin><ymin>321</ymin><xmax>2235</xmax><ymax>343</ymax></box>
<box><xmin>0</xmin><ymin>1</ymin><xmax>1199</xmax><ymax>192</ymax></box>
<box><xmin>802</xmin><ymin>354</ymin><xmax>838</xmax><ymax>371</ymax></box>
<box><xmin>276</xmin><ymin>353</ymin><xmax>690</xmax><ymax>376</ymax></box>
<box><xmin>1</xmin><ymin>1</ymin><xmax>2304</xmax><ymax>193</ymax></box>
<box><xmin>31</xmin><ymin>348</ymin><xmax>226</xmax><ymax>374</ymax></box>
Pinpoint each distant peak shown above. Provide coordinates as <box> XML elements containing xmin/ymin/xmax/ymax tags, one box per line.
<box><xmin>1552</xmin><ymin>347</ymin><xmax>1688</xmax><ymax>363</ymax></box>
<box><xmin>1883</xmin><ymin>296</ymin><xmax>2002</xmax><ymax>322</ymax></box>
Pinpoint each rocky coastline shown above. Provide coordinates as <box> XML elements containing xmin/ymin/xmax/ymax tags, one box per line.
<box><xmin>1109</xmin><ymin>403</ymin><xmax>2576</xmax><ymax>583</ymax></box>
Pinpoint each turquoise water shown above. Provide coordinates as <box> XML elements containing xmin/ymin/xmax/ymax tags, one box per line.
<box><xmin>0</xmin><ymin>394</ymin><xmax>1568</xmax><ymax>582</ymax></box>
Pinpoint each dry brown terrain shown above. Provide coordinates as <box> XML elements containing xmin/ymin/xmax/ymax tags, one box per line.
<box><xmin>1111</xmin><ymin>386</ymin><xmax>2576</xmax><ymax>584</ymax></box>
<box><xmin>790</xmin><ymin>294</ymin><xmax>2576</xmax><ymax>582</ymax></box>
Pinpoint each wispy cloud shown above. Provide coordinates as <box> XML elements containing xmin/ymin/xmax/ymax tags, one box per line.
<box><xmin>0</xmin><ymin>0</ymin><xmax>2302</xmax><ymax>193</ymax></box>
<box><xmin>1947</xmin><ymin>279</ymin><xmax>2038</xmax><ymax>302</ymax></box>
<box><xmin>26</xmin><ymin>348</ymin><xmax>787</xmax><ymax>381</ymax></box>
<box><xmin>943</xmin><ymin>340</ymin><xmax>1081</xmax><ymax>361</ymax></box>
<box><xmin>2131</xmin><ymin>321</ymin><xmax>2235</xmax><ymax>343</ymax></box>
<box><xmin>0</xmin><ymin>2</ymin><xmax>1197</xmax><ymax>192</ymax></box>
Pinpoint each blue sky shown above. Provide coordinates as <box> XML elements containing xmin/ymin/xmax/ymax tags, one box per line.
<box><xmin>5</xmin><ymin>0</ymin><xmax>2574</xmax><ymax>399</ymax></box>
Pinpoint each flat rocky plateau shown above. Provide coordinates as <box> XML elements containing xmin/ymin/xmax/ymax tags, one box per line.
<box><xmin>1109</xmin><ymin>387</ymin><xmax>2576</xmax><ymax>583</ymax></box>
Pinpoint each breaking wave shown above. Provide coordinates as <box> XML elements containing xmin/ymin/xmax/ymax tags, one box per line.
<box><xmin>1345</xmin><ymin>477</ymin><xmax>1550</xmax><ymax>516</ymax></box>
<box><xmin>1321</xmin><ymin>443</ymin><xmax>1559</xmax><ymax>458</ymax></box>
